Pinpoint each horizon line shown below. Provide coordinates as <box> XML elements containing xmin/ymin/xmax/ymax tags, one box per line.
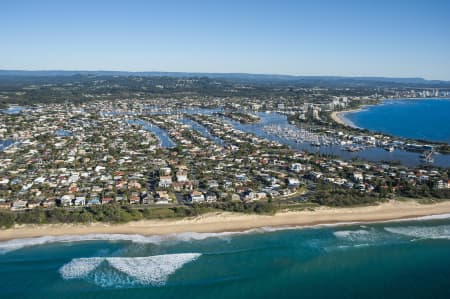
<box><xmin>1</xmin><ymin>68</ymin><xmax>449</xmax><ymax>82</ymax></box>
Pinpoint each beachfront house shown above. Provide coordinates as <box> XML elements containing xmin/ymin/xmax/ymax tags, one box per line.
<box><xmin>205</xmin><ymin>193</ymin><xmax>217</xmax><ymax>202</ymax></box>
<box><xmin>11</xmin><ymin>200</ymin><xmax>28</xmax><ymax>210</ymax></box>
<box><xmin>87</xmin><ymin>198</ymin><xmax>101</xmax><ymax>206</ymax></box>
<box><xmin>59</xmin><ymin>194</ymin><xmax>74</xmax><ymax>207</ymax></box>
<box><xmin>155</xmin><ymin>191</ymin><xmax>170</xmax><ymax>204</ymax></box>
<box><xmin>189</xmin><ymin>191</ymin><xmax>205</xmax><ymax>203</ymax></box>
<box><xmin>74</xmin><ymin>196</ymin><xmax>86</xmax><ymax>206</ymax></box>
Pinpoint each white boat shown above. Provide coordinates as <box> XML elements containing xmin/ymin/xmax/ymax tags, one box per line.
<box><xmin>421</xmin><ymin>150</ymin><xmax>435</xmax><ymax>163</ymax></box>
<box><xmin>384</xmin><ymin>146</ymin><xmax>395</xmax><ymax>152</ymax></box>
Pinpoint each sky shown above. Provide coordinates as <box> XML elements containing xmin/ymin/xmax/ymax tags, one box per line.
<box><xmin>1</xmin><ymin>0</ymin><xmax>450</xmax><ymax>80</ymax></box>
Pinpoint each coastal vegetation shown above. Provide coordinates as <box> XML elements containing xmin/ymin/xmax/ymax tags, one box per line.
<box><xmin>0</xmin><ymin>201</ymin><xmax>277</xmax><ymax>228</ymax></box>
<box><xmin>311</xmin><ymin>189</ymin><xmax>386</xmax><ymax>206</ymax></box>
<box><xmin>2</xmin><ymin>195</ymin><xmax>450</xmax><ymax>229</ymax></box>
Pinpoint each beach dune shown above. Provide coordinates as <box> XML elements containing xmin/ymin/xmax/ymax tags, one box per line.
<box><xmin>1</xmin><ymin>200</ymin><xmax>450</xmax><ymax>241</ymax></box>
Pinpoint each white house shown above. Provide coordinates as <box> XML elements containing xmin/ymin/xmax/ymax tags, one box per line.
<box><xmin>74</xmin><ymin>196</ymin><xmax>86</xmax><ymax>206</ymax></box>
<box><xmin>11</xmin><ymin>200</ymin><xmax>28</xmax><ymax>210</ymax></box>
<box><xmin>287</xmin><ymin>177</ymin><xmax>300</xmax><ymax>188</ymax></box>
<box><xmin>353</xmin><ymin>172</ymin><xmax>364</xmax><ymax>182</ymax></box>
<box><xmin>159</xmin><ymin>175</ymin><xmax>172</xmax><ymax>188</ymax></box>
<box><xmin>189</xmin><ymin>191</ymin><xmax>205</xmax><ymax>203</ymax></box>
<box><xmin>205</xmin><ymin>193</ymin><xmax>217</xmax><ymax>202</ymax></box>
<box><xmin>160</xmin><ymin>167</ymin><xmax>172</xmax><ymax>176</ymax></box>
<box><xmin>60</xmin><ymin>194</ymin><xmax>74</xmax><ymax>206</ymax></box>
<box><xmin>290</xmin><ymin>163</ymin><xmax>303</xmax><ymax>173</ymax></box>
<box><xmin>176</xmin><ymin>171</ymin><xmax>188</xmax><ymax>182</ymax></box>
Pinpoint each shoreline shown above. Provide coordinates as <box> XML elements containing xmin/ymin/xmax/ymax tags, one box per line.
<box><xmin>2</xmin><ymin>200</ymin><xmax>450</xmax><ymax>242</ymax></box>
<box><xmin>330</xmin><ymin>110</ymin><xmax>359</xmax><ymax>128</ymax></box>
<box><xmin>330</xmin><ymin>98</ymin><xmax>450</xmax><ymax>129</ymax></box>
<box><xmin>330</xmin><ymin>105</ymin><xmax>375</xmax><ymax>129</ymax></box>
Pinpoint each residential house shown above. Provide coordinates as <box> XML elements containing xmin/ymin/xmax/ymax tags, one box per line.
<box><xmin>11</xmin><ymin>200</ymin><xmax>28</xmax><ymax>210</ymax></box>
<box><xmin>87</xmin><ymin>198</ymin><xmax>101</xmax><ymax>206</ymax></box>
<box><xmin>189</xmin><ymin>191</ymin><xmax>205</xmax><ymax>203</ymax></box>
<box><xmin>74</xmin><ymin>196</ymin><xmax>86</xmax><ymax>206</ymax></box>
<box><xmin>159</xmin><ymin>175</ymin><xmax>172</xmax><ymax>188</ymax></box>
<box><xmin>155</xmin><ymin>191</ymin><xmax>170</xmax><ymax>204</ymax></box>
<box><xmin>287</xmin><ymin>177</ymin><xmax>300</xmax><ymax>188</ymax></box>
<box><xmin>176</xmin><ymin>171</ymin><xmax>188</xmax><ymax>182</ymax></box>
<box><xmin>101</xmin><ymin>197</ymin><xmax>114</xmax><ymax>205</ymax></box>
<box><xmin>290</xmin><ymin>163</ymin><xmax>303</xmax><ymax>173</ymax></box>
<box><xmin>205</xmin><ymin>193</ymin><xmax>217</xmax><ymax>202</ymax></box>
<box><xmin>59</xmin><ymin>194</ymin><xmax>74</xmax><ymax>207</ymax></box>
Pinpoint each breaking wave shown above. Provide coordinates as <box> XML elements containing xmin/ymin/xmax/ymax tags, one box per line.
<box><xmin>332</xmin><ymin>228</ymin><xmax>401</xmax><ymax>249</ymax></box>
<box><xmin>60</xmin><ymin>258</ymin><xmax>104</xmax><ymax>279</ymax></box>
<box><xmin>0</xmin><ymin>227</ymin><xmax>316</xmax><ymax>254</ymax></box>
<box><xmin>60</xmin><ymin>253</ymin><xmax>201</xmax><ymax>287</ymax></box>
<box><xmin>375</xmin><ymin>213</ymin><xmax>450</xmax><ymax>224</ymax></box>
<box><xmin>385</xmin><ymin>225</ymin><xmax>450</xmax><ymax>240</ymax></box>
<box><xmin>334</xmin><ymin>229</ymin><xmax>371</xmax><ymax>240</ymax></box>
<box><xmin>3</xmin><ymin>213</ymin><xmax>450</xmax><ymax>254</ymax></box>
<box><xmin>333</xmin><ymin>229</ymin><xmax>375</xmax><ymax>247</ymax></box>
<box><xmin>335</xmin><ymin>223</ymin><xmax>450</xmax><ymax>246</ymax></box>
<box><xmin>0</xmin><ymin>232</ymin><xmax>246</xmax><ymax>254</ymax></box>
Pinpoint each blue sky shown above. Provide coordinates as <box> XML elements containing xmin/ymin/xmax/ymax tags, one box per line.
<box><xmin>1</xmin><ymin>0</ymin><xmax>449</xmax><ymax>80</ymax></box>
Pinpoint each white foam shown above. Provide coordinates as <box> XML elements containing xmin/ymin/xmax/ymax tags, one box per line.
<box><xmin>60</xmin><ymin>257</ymin><xmax>104</xmax><ymax>279</ymax></box>
<box><xmin>0</xmin><ymin>225</ymin><xmax>405</xmax><ymax>254</ymax></box>
<box><xmin>333</xmin><ymin>229</ymin><xmax>372</xmax><ymax>242</ymax></box>
<box><xmin>0</xmin><ymin>234</ymin><xmax>162</xmax><ymax>254</ymax></box>
<box><xmin>0</xmin><ymin>232</ymin><xmax>240</xmax><ymax>254</ymax></box>
<box><xmin>107</xmin><ymin>253</ymin><xmax>201</xmax><ymax>285</ymax></box>
<box><xmin>385</xmin><ymin>225</ymin><xmax>450</xmax><ymax>240</ymax></box>
<box><xmin>3</xmin><ymin>213</ymin><xmax>450</xmax><ymax>253</ymax></box>
<box><xmin>331</xmin><ymin>228</ymin><xmax>403</xmax><ymax>250</ymax></box>
<box><xmin>0</xmin><ymin>227</ymin><xmax>312</xmax><ymax>254</ymax></box>
<box><xmin>59</xmin><ymin>253</ymin><xmax>201</xmax><ymax>287</ymax></box>
<box><xmin>405</xmin><ymin>213</ymin><xmax>450</xmax><ymax>221</ymax></box>
<box><xmin>334</xmin><ymin>229</ymin><xmax>370</xmax><ymax>239</ymax></box>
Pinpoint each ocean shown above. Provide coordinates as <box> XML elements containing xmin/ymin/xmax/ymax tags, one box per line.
<box><xmin>344</xmin><ymin>98</ymin><xmax>450</xmax><ymax>144</ymax></box>
<box><xmin>2</xmin><ymin>217</ymin><xmax>450</xmax><ymax>299</ymax></box>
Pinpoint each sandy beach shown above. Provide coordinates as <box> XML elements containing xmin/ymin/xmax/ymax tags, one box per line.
<box><xmin>1</xmin><ymin>200</ymin><xmax>450</xmax><ymax>241</ymax></box>
<box><xmin>330</xmin><ymin>110</ymin><xmax>359</xmax><ymax>127</ymax></box>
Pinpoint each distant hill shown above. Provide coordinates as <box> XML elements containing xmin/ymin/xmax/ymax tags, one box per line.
<box><xmin>0</xmin><ymin>70</ymin><xmax>449</xmax><ymax>88</ymax></box>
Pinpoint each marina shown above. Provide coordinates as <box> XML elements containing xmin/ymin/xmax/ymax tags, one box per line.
<box><xmin>220</xmin><ymin>111</ymin><xmax>450</xmax><ymax>168</ymax></box>
<box><xmin>5</xmin><ymin>105</ymin><xmax>450</xmax><ymax>168</ymax></box>
<box><xmin>122</xmin><ymin>109</ymin><xmax>450</xmax><ymax>168</ymax></box>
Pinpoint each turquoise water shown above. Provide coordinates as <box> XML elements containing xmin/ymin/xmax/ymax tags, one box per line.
<box><xmin>345</xmin><ymin>99</ymin><xmax>450</xmax><ymax>143</ymax></box>
<box><xmin>2</xmin><ymin>217</ymin><xmax>450</xmax><ymax>299</ymax></box>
